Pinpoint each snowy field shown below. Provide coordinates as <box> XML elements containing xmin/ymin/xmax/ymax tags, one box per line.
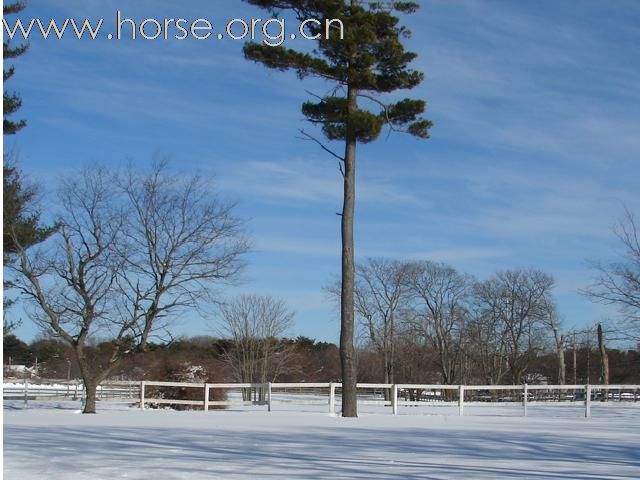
<box><xmin>4</xmin><ymin>400</ymin><xmax>640</xmax><ymax>479</ymax></box>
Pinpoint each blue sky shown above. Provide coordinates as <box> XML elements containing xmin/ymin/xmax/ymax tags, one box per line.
<box><xmin>4</xmin><ymin>0</ymin><xmax>640</xmax><ymax>344</ymax></box>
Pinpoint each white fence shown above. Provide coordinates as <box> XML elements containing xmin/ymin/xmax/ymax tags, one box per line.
<box><xmin>3</xmin><ymin>379</ymin><xmax>140</xmax><ymax>405</ymax></box>
<box><xmin>137</xmin><ymin>381</ymin><xmax>640</xmax><ymax>418</ymax></box>
<box><xmin>5</xmin><ymin>379</ymin><xmax>639</xmax><ymax>418</ymax></box>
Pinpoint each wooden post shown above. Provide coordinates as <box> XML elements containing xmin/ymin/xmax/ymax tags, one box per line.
<box><xmin>392</xmin><ymin>384</ymin><xmax>398</xmax><ymax>416</ymax></box>
<box><xmin>523</xmin><ymin>384</ymin><xmax>528</xmax><ymax>417</ymax></box>
<box><xmin>204</xmin><ymin>384</ymin><xmax>210</xmax><ymax>412</ymax></box>
<box><xmin>585</xmin><ymin>384</ymin><xmax>591</xmax><ymax>418</ymax></box>
<box><xmin>458</xmin><ymin>385</ymin><xmax>464</xmax><ymax>417</ymax></box>
<box><xmin>267</xmin><ymin>382</ymin><xmax>272</xmax><ymax>412</ymax></box>
<box><xmin>140</xmin><ymin>381</ymin><xmax>146</xmax><ymax>411</ymax></box>
<box><xmin>329</xmin><ymin>382</ymin><xmax>336</xmax><ymax>415</ymax></box>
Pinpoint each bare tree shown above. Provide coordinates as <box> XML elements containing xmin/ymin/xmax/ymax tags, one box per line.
<box><xmin>10</xmin><ymin>162</ymin><xmax>248</xmax><ymax>413</ymax></box>
<box><xmin>464</xmin><ymin>306</ymin><xmax>509</xmax><ymax>385</ymax></box>
<box><xmin>352</xmin><ymin>259</ymin><xmax>409</xmax><ymax>393</ymax></box>
<box><xmin>404</xmin><ymin>261</ymin><xmax>471</xmax><ymax>385</ymax></box>
<box><xmin>541</xmin><ymin>300</ymin><xmax>566</xmax><ymax>384</ymax></box>
<box><xmin>473</xmin><ymin>269</ymin><xmax>554</xmax><ymax>384</ymax></box>
<box><xmin>584</xmin><ymin>209</ymin><xmax>640</xmax><ymax>340</ymax></box>
<box><xmin>218</xmin><ymin>295</ymin><xmax>294</xmax><ymax>400</ymax></box>
<box><xmin>393</xmin><ymin>331</ymin><xmax>438</xmax><ymax>385</ymax></box>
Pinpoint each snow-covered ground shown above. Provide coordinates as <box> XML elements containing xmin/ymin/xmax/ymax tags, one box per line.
<box><xmin>4</xmin><ymin>400</ymin><xmax>640</xmax><ymax>479</ymax></box>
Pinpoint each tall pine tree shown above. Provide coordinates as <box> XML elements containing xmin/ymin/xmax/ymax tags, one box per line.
<box><xmin>3</xmin><ymin>2</ymin><xmax>56</xmax><ymax>335</ymax></box>
<box><xmin>2</xmin><ymin>1</ymin><xmax>54</xmax><ymax>257</ymax></box>
<box><xmin>243</xmin><ymin>0</ymin><xmax>431</xmax><ymax>416</ymax></box>
<box><xmin>4</xmin><ymin>1</ymin><xmax>28</xmax><ymax>134</ymax></box>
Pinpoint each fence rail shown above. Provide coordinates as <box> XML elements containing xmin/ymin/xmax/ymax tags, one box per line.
<box><xmin>136</xmin><ymin>381</ymin><xmax>640</xmax><ymax>418</ymax></box>
<box><xmin>2</xmin><ymin>379</ymin><xmax>140</xmax><ymax>403</ymax></box>
<box><xmin>5</xmin><ymin>379</ymin><xmax>639</xmax><ymax>418</ymax></box>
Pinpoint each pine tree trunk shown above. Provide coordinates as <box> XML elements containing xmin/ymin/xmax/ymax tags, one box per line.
<box><xmin>340</xmin><ymin>82</ymin><xmax>358</xmax><ymax>418</ymax></box>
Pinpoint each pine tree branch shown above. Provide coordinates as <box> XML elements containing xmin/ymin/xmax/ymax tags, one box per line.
<box><xmin>297</xmin><ymin>129</ymin><xmax>345</xmax><ymax>163</ymax></box>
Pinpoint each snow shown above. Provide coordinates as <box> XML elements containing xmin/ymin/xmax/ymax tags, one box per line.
<box><xmin>4</xmin><ymin>400</ymin><xmax>640</xmax><ymax>479</ymax></box>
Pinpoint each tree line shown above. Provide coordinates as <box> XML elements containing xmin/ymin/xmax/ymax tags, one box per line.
<box><xmin>4</xmin><ymin>328</ymin><xmax>639</xmax><ymax>387</ymax></box>
<box><xmin>333</xmin><ymin>259</ymin><xmax>630</xmax><ymax>387</ymax></box>
<box><xmin>3</xmin><ymin>157</ymin><xmax>638</xmax><ymax>412</ymax></box>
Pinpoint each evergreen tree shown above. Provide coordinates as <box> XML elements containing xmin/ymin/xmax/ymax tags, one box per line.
<box><xmin>3</xmin><ymin>2</ymin><xmax>28</xmax><ymax>135</ymax></box>
<box><xmin>2</xmin><ymin>2</ymin><xmax>50</xmax><ymax>258</ymax></box>
<box><xmin>243</xmin><ymin>0</ymin><xmax>431</xmax><ymax>416</ymax></box>
<box><xmin>3</xmin><ymin>2</ymin><xmax>56</xmax><ymax>336</ymax></box>
<box><xmin>3</xmin><ymin>163</ymin><xmax>56</xmax><ymax>257</ymax></box>
<box><xmin>3</xmin><ymin>161</ymin><xmax>57</xmax><ymax>336</ymax></box>
<box><xmin>2</xmin><ymin>2</ymin><xmax>55</xmax><ymax>255</ymax></box>
<box><xmin>3</xmin><ymin>334</ymin><xmax>32</xmax><ymax>365</ymax></box>
<box><xmin>3</xmin><ymin>0</ymin><xmax>57</xmax><ymax>253</ymax></box>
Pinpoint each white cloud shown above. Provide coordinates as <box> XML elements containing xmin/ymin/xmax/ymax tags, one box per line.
<box><xmin>217</xmin><ymin>157</ymin><xmax>421</xmax><ymax>207</ymax></box>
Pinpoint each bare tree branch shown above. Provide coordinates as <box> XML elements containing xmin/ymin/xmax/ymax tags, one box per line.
<box><xmin>297</xmin><ymin>129</ymin><xmax>345</xmax><ymax>163</ymax></box>
<box><xmin>583</xmin><ymin>208</ymin><xmax>640</xmax><ymax>341</ymax></box>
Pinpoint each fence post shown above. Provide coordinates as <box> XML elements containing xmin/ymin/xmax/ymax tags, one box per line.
<box><xmin>523</xmin><ymin>384</ymin><xmax>528</xmax><ymax>417</ymax></box>
<box><xmin>204</xmin><ymin>384</ymin><xmax>210</xmax><ymax>412</ymax></box>
<box><xmin>458</xmin><ymin>385</ymin><xmax>464</xmax><ymax>417</ymax></box>
<box><xmin>267</xmin><ymin>382</ymin><xmax>272</xmax><ymax>412</ymax></box>
<box><xmin>392</xmin><ymin>384</ymin><xmax>398</xmax><ymax>416</ymax></box>
<box><xmin>329</xmin><ymin>382</ymin><xmax>336</xmax><ymax>415</ymax></box>
<box><xmin>140</xmin><ymin>381</ymin><xmax>146</xmax><ymax>411</ymax></box>
<box><xmin>585</xmin><ymin>384</ymin><xmax>591</xmax><ymax>418</ymax></box>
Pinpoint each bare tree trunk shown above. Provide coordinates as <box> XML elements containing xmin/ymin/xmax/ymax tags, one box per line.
<box><xmin>73</xmin><ymin>345</ymin><xmax>98</xmax><ymax>414</ymax></box>
<box><xmin>548</xmin><ymin>313</ymin><xmax>566</xmax><ymax>384</ymax></box>
<box><xmin>557</xmin><ymin>335</ymin><xmax>566</xmax><ymax>385</ymax></box>
<box><xmin>83</xmin><ymin>379</ymin><xmax>98</xmax><ymax>414</ymax></box>
<box><xmin>75</xmin><ymin>345</ymin><xmax>117</xmax><ymax>414</ymax></box>
<box><xmin>389</xmin><ymin>324</ymin><xmax>395</xmax><ymax>387</ymax></box>
<box><xmin>78</xmin><ymin>365</ymin><xmax>99</xmax><ymax>414</ymax></box>
<box><xmin>383</xmin><ymin>354</ymin><xmax>391</xmax><ymax>401</ymax></box>
<box><xmin>572</xmin><ymin>334</ymin><xmax>577</xmax><ymax>385</ymax></box>
<box><xmin>510</xmin><ymin>360</ymin><xmax>524</xmax><ymax>385</ymax></box>
<box><xmin>597</xmin><ymin>323</ymin><xmax>609</xmax><ymax>388</ymax></box>
<box><xmin>586</xmin><ymin>340</ymin><xmax>591</xmax><ymax>384</ymax></box>
<box><xmin>387</xmin><ymin>344</ymin><xmax>394</xmax><ymax>401</ymax></box>
<box><xmin>340</xmin><ymin>81</ymin><xmax>358</xmax><ymax>418</ymax></box>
